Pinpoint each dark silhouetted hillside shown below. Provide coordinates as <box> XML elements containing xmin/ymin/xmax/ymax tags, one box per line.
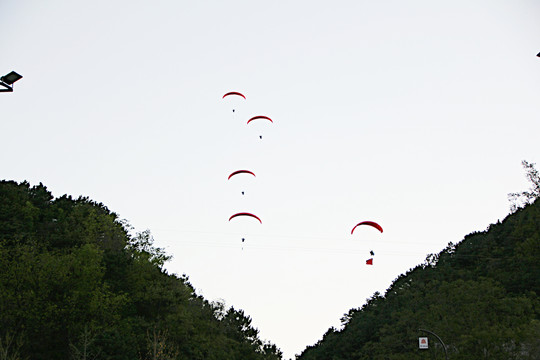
<box><xmin>298</xmin><ymin>200</ymin><xmax>540</xmax><ymax>360</ymax></box>
<box><xmin>0</xmin><ymin>180</ymin><xmax>282</xmax><ymax>360</ymax></box>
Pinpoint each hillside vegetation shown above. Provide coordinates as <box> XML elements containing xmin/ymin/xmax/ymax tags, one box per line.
<box><xmin>0</xmin><ymin>180</ymin><xmax>282</xmax><ymax>360</ymax></box>
<box><xmin>298</xmin><ymin>200</ymin><xmax>540</xmax><ymax>359</ymax></box>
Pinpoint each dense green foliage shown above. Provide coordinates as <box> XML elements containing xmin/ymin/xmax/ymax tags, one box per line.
<box><xmin>0</xmin><ymin>180</ymin><xmax>282</xmax><ymax>360</ymax></box>
<box><xmin>298</xmin><ymin>200</ymin><xmax>540</xmax><ymax>359</ymax></box>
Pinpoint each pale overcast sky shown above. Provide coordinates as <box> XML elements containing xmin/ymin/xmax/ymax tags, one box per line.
<box><xmin>1</xmin><ymin>1</ymin><xmax>539</xmax><ymax>358</ymax></box>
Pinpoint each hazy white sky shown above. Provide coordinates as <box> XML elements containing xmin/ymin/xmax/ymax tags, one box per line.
<box><xmin>2</xmin><ymin>1</ymin><xmax>539</xmax><ymax>358</ymax></box>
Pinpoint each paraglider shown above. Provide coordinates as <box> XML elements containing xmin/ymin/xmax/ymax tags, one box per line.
<box><xmin>229</xmin><ymin>212</ymin><xmax>262</xmax><ymax>224</ymax></box>
<box><xmin>247</xmin><ymin>115</ymin><xmax>273</xmax><ymax>124</ymax></box>
<box><xmin>351</xmin><ymin>221</ymin><xmax>382</xmax><ymax>265</ymax></box>
<box><xmin>228</xmin><ymin>170</ymin><xmax>256</xmax><ymax>196</ymax></box>
<box><xmin>228</xmin><ymin>170</ymin><xmax>256</xmax><ymax>180</ymax></box>
<box><xmin>247</xmin><ymin>116</ymin><xmax>273</xmax><ymax>140</ymax></box>
<box><xmin>223</xmin><ymin>92</ymin><xmax>246</xmax><ymax>113</ymax></box>
<box><xmin>351</xmin><ymin>221</ymin><xmax>383</xmax><ymax>234</ymax></box>
<box><xmin>222</xmin><ymin>92</ymin><xmax>246</xmax><ymax>99</ymax></box>
<box><xmin>229</xmin><ymin>213</ymin><xmax>262</xmax><ymax>245</ymax></box>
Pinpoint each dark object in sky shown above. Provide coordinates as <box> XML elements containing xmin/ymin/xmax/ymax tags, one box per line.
<box><xmin>1</xmin><ymin>71</ymin><xmax>22</xmax><ymax>85</ymax></box>
<box><xmin>537</xmin><ymin>52</ymin><xmax>540</xmax><ymax>57</ymax></box>
<box><xmin>366</xmin><ymin>258</ymin><xmax>373</xmax><ymax>265</ymax></box>
<box><xmin>370</xmin><ymin>250</ymin><xmax>375</xmax><ymax>256</ymax></box>
<box><xmin>242</xmin><ymin>238</ymin><xmax>245</xmax><ymax>242</ymax></box>
<box><xmin>259</xmin><ymin>135</ymin><xmax>262</xmax><ymax>139</ymax></box>
<box><xmin>228</xmin><ymin>170</ymin><xmax>256</xmax><ymax>180</ymax></box>
<box><xmin>223</xmin><ymin>91</ymin><xmax>246</xmax><ymax>99</ymax></box>
<box><xmin>0</xmin><ymin>71</ymin><xmax>23</xmax><ymax>92</ymax></box>
<box><xmin>229</xmin><ymin>212</ymin><xmax>262</xmax><ymax>224</ymax></box>
<box><xmin>247</xmin><ymin>115</ymin><xmax>273</xmax><ymax>124</ymax></box>
<box><xmin>351</xmin><ymin>221</ymin><xmax>383</xmax><ymax>234</ymax></box>
<box><xmin>242</xmin><ymin>191</ymin><xmax>244</xmax><ymax>195</ymax></box>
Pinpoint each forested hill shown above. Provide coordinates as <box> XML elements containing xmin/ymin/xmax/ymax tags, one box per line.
<box><xmin>0</xmin><ymin>180</ymin><xmax>282</xmax><ymax>360</ymax></box>
<box><xmin>298</xmin><ymin>200</ymin><xmax>540</xmax><ymax>360</ymax></box>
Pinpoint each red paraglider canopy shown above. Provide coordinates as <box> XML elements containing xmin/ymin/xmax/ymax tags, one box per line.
<box><xmin>247</xmin><ymin>115</ymin><xmax>273</xmax><ymax>124</ymax></box>
<box><xmin>228</xmin><ymin>170</ymin><xmax>256</xmax><ymax>180</ymax></box>
<box><xmin>223</xmin><ymin>92</ymin><xmax>246</xmax><ymax>99</ymax></box>
<box><xmin>229</xmin><ymin>212</ymin><xmax>262</xmax><ymax>224</ymax></box>
<box><xmin>366</xmin><ymin>258</ymin><xmax>373</xmax><ymax>265</ymax></box>
<box><xmin>351</xmin><ymin>221</ymin><xmax>383</xmax><ymax>234</ymax></box>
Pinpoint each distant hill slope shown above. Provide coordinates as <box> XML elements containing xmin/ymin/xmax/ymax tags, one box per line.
<box><xmin>0</xmin><ymin>180</ymin><xmax>282</xmax><ymax>360</ymax></box>
<box><xmin>298</xmin><ymin>200</ymin><xmax>540</xmax><ymax>360</ymax></box>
